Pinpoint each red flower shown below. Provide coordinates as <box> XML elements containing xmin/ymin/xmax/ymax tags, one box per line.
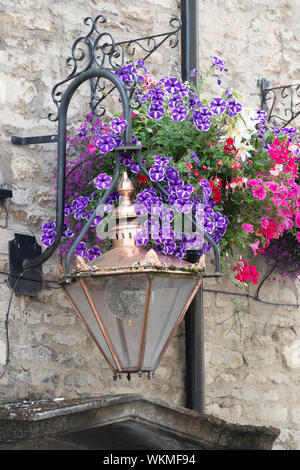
<box><xmin>137</xmin><ymin>174</ymin><xmax>148</xmax><ymax>183</ymax></box>
<box><xmin>186</xmin><ymin>163</ymin><xmax>193</xmax><ymax>169</ymax></box>
<box><xmin>212</xmin><ymin>186</ymin><xmax>221</xmax><ymax>203</ymax></box>
<box><xmin>226</xmin><ymin>137</ymin><xmax>234</xmax><ymax>146</ymax></box>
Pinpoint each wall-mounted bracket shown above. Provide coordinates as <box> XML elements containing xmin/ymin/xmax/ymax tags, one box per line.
<box><xmin>9</xmin><ymin>234</ymin><xmax>43</xmax><ymax>296</ymax></box>
<box><xmin>11</xmin><ymin>135</ymin><xmax>58</xmax><ymax>145</ymax></box>
<box><xmin>258</xmin><ymin>77</ymin><xmax>300</xmax><ymax>128</ymax></box>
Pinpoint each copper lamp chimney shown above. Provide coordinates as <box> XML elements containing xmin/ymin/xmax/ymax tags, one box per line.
<box><xmin>61</xmin><ymin>172</ymin><xmax>204</xmax><ymax>379</ymax></box>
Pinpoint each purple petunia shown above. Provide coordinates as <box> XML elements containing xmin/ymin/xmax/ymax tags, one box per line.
<box><xmin>162</xmin><ymin>238</ymin><xmax>176</xmax><ymax>255</ymax></box>
<box><xmin>199</xmin><ymin>179</ymin><xmax>212</xmax><ymax>195</ymax></box>
<box><xmin>195</xmin><ymin>119</ymin><xmax>211</xmax><ymax>132</ymax></box>
<box><xmin>137</xmin><ymin>58</ymin><xmax>147</xmax><ymax>73</ymax></box>
<box><xmin>75</xmin><ymin>241</ymin><xmax>87</xmax><ymax>258</ymax></box>
<box><xmin>212</xmin><ymin>56</ymin><xmax>227</xmax><ymax>72</ymax></box>
<box><xmin>43</xmin><ymin>221</ymin><xmax>55</xmax><ymax>232</ymax></box>
<box><xmin>149</xmin><ymin>87</ymin><xmax>165</xmax><ymax>103</ymax></box>
<box><xmin>189</xmin><ymin>150</ymin><xmax>200</xmax><ymax>166</ymax></box>
<box><xmin>173</xmin><ymin>198</ymin><xmax>193</xmax><ymax>214</ymax></box>
<box><xmin>73</xmin><ymin>196</ymin><xmax>89</xmax><ymax>210</ymax></box>
<box><xmin>171</xmin><ymin>106</ymin><xmax>188</xmax><ymax>122</ymax></box>
<box><xmin>168</xmin><ymin>96</ymin><xmax>182</xmax><ymax>108</ymax></box>
<box><xmin>189</xmin><ymin>93</ymin><xmax>202</xmax><ymax>109</ymax></box>
<box><xmin>164</xmin><ymin>77</ymin><xmax>182</xmax><ymax>94</ymax></box>
<box><xmin>165</xmin><ymin>166</ymin><xmax>180</xmax><ymax>183</ymax></box>
<box><xmin>114</xmin><ymin>64</ymin><xmax>136</xmax><ymax>84</ymax></box>
<box><xmin>96</xmin><ymin>135</ymin><xmax>115</xmax><ymax>154</ymax></box>
<box><xmin>135</xmin><ymin>228</ymin><xmax>149</xmax><ymax>246</ymax></box>
<box><xmin>41</xmin><ymin>227</ymin><xmax>56</xmax><ymax>247</ymax></box>
<box><xmin>185</xmin><ymin>233</ymin><xmax>204</xmax><ymax>251</ymax></box>
<box><xmin>62</xmin><ymin>223</ymin><xmax>74</xmax><ymax>238</ymax></box>
<box><xmin>209</xmin><ymin>97</ymin><xmax>227</xmax><ymax>115</ymax></box>
<box><xmin>149</xmin><ymin>165</ymin><xmax>165</xmax><ymax>182</ymax></box>
<box><xmin>64</xmin><ymin>203</ymin><xmax>74</xmax><ymax>216</ymax></box>
<box><xmin>94</xmin><ymin>173</ymin><xmax>112</xmax><ymax>190</ymax></box>
<box><xmin>86</xmin><ymin>213</ymin><xmax>102</xmax><ymax>227</ymax></box>
<box><xmin>87</xmin><ymin>246</ymin><xmax>101</xmax><ymax>261</ymax></box>
<box><xmin>227</xmin><ymin>99</ymin><xmax>242</xmax><ymax>117</ymax></box>
<box><xmin>120</xmin><ymin>153</ymin><xmax>133</xmax><ymax>166</ymax></box>
<box><xmin>111</xmin><ymin>117</ymin><xmax>127</xmax><ymax>133</ymax></box>
<box><xmin>204</xmin><ymin>216</ymin><xmax>214</xmax><ymax>234</ymax></box>
<box><xmin>154</xmin><ymin>155</ymin><xmax>170</xmax><ymax>166</ymax></box>
<box><xmin>148</xmin><ymin>103</ymin><xmax>164</xmax><ymax>120</ymax></box>
<box><xmin>213</xmin><ymin>211</ymin><xmax>226</xmax><ymax>228</ymax></box>
<box><xmin>130</xmin><ymin>162</ymin><xmax>140</xmax><ymax>173</ymax></box>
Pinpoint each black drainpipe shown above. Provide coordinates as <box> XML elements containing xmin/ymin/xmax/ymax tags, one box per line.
<box><xmin>181</xmin><ymin>0</ymin><xmax>205</xmax><ymax>413</ymax></box>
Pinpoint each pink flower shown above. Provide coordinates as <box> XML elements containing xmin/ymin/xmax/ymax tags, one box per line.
<box><xmin>87</xmin><ymin>143</ymin><xmax>97</xmax><ymax>155</ymax></box>
<box><xmin>242</xmin><ymin>223</ymin><xmax>254</xmax><ymax>233</ymax></box>
<box><xmin>233</xmin><ymin>258</ymin><xmax>259</xmax><ymax>285</ymax></box>
<box><xmin>295</xmin><ymin>210</ymin><xmax>300</xmax><ymax>228</ymax></box>
<box><xmin>248</xmin><ymin>178</ymin><xmax>262</xmax><ymax>187</ymax></box>
<box><xmin>260</xmin><ymin>217</ymin><xmax>269</xmax><ymax>229</ymax></box>
<box><xmin>249</xmin><ymin>240</ymin><xmax>261</xmax><ymax>255</ymax></box>
<box><xmin>265</xmin><ymin>181</ymin><xmax>279</xmax><ymax>193</ymax></box>
<box><xmin>252</xmin><ymin>186</ymin><xmax>267</xmax><ymax>200</ymax></box>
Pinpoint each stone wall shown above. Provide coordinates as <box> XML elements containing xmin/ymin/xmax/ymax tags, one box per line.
<box><xmin>197</xmin><ymin>0</ymin><xmax>300</xmax><ymax>450</ymax></box>
<box><xmin>0</xmin><ymin>0</ymin><xmax>299</xmax><ymax>451</ymax></box>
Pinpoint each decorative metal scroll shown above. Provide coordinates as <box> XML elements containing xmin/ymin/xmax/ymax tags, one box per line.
<box><xmin>258</xmin><ymin>77</ymin><xmax>300</xmax><ymax>128</ymax></box>
<box><xmin>49</xmin><ymin>15</ymin><xmax>182</xmax><ymax>121</ymax></box>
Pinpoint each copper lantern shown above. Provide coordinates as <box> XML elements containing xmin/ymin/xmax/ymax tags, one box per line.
<box><xmin>61</xmin><ymin>172</ymin><xmax>205</xmax><ymax>379</ymax></box>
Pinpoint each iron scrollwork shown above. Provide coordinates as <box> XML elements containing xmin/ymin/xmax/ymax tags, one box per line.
<box><xmin>258</xmin><ymin>77</ymin><xmax>300</xmax><ymax>128</ymax></box>
<box><xmin>49</xmin><ymin>15</ymin><xmax>182</xmax><ymax>121</ymax></box>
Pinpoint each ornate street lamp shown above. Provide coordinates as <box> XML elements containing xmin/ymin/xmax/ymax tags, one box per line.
<box><xmin>61</xmin><ymin>170</ymin><xmax>205</xmax><ymax>379</ymax></box>
<box><xmin>10</xmin><ymin>15</ymin><xmax>221</xmax><ymax>379</ymax></box>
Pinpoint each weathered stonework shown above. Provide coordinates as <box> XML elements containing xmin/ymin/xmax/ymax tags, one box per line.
<box><xmin>0</xmin><ymin>0</ymin><xmax>299</xmax><ymax>451</ymax></box>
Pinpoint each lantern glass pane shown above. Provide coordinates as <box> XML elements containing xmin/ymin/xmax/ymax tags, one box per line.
<box><xmin>64</xmin><ymin>280</ymin><xmax>118</xmax><ymax>370</ymax></box>
<box><xmin>142</xmin><ymin>276</ymin><xmax>199</xmax><ymax>370</ymax></box>
<box><xmin>84</xmin><ymin>275</ymin><xmax>148</xmax><ymax>370</ymax></box>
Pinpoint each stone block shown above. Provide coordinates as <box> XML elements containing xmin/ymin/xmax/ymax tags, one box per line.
<box><xmin>283</xmin><ymin>341</ymin><xmax>300</xmax><ymax>369</ymax></box>
<box><xmin>0</xmin><ymin>339</ymin><xmax>6</xmax><ymax>365</ymax></box>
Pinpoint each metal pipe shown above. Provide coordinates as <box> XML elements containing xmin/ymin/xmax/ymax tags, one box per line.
<box><xmin>181</xmin><ymin>0</ymin><xmax>199</xmax><ymax>84</ymax></box>
<box><xmin>181</xmin><ymin>0</ymin><xmax>205</xmax><ymax>413</ymax></box>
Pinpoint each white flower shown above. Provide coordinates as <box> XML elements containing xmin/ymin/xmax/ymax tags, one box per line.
<box><xmin>236</xmin><ymin>142</ymin><xmax>254</xmax><ymax>161</ymax></box>
<box><xmin>269</xmin><ymin>164</ymin><xmax>283</xmax><ymax>176</ymax></box>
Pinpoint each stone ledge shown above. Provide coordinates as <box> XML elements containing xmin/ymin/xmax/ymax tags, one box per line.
<box><xmin>0</xmin><ymin>393</ymin><xmax>280</xmax><ymax>450</ymax></box>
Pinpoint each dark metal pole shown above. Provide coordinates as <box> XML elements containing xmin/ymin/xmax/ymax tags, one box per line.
<box><xmin>181</xmin><ymin>0</ymin><xmax>205</xmax><ymax>412</ymax></box>
<box><xmin>185</xmin><ymin>283</ymin><xmax>205</xmax><ymax>411</ymax></box>
<box><xmin>181</xmin><ymin>0</ymin><xmax>199</xmax><ymax>85</ymax></box>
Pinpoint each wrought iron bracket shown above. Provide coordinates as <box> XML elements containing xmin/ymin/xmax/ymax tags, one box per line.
<box><xmin>258</xmin><ymin>77</ymin><xmax>300</xmax><ymax>128</ymax></box>
<box><xmin>11</xmin><ymin>15</ymin><xmax>182</xmax><ymax>147</ymax></box>
<box><xmin>11</xmin><ymin>135</ymin><xmax>58</xmax><ymax>145</ymax></box>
